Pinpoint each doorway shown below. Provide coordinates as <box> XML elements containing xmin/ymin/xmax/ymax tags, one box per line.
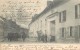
<box><xmin>50</xmin><ymin>20</ymin><xmax>55</xmax><ymax>42</ymax></box>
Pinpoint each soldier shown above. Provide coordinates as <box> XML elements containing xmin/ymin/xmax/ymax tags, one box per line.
<box><xmin>37</xmin><ymin>31</ymin><xmax>41</xmax><ymax>41</ymax></box>
<box><xmin>7</xmin><ymin>33</ymin><xmax>10</xmax><ymax>41</ymax></box>
<box><xmin>8</xmin><ymin>33</ymin><xmax>13</xmax><ymax>41</ymax></box>
<box><xmin>41</xmin><ymin>34</ymin><xmax>45</xmax><ymax>42</ymax></box>
<box><xmin>44</xmin><ymin>34</ymin><xmax>47</xmax><ymax>42</ymax></box>
<box><xmin>14</xmin><ymin>33</ymin><xmax>18</xmax><ymax>41</ymax></box>
<box><xmin>22</xmin><ymin>32</ymin><xmax>26</xmax><ymax>41</ymax></box>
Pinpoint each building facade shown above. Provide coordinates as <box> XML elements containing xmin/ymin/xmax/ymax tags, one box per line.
<box><xmin>29</xmin><ymin>0</ymin><xmax>80</xmax><ymax>43</ymax></box>
<box><xmin>0</xmin><ymin>18</ymin><xmax>4</xmax><ymax>41</ymax></box>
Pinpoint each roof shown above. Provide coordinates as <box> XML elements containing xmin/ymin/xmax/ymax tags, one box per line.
<box><xmin>29</xmin><ymin>0</ymin><xmax>70</xmax><ymax>25</ymax></box>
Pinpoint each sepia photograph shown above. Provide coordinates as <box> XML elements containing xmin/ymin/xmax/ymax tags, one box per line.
<box><xmin>0</xmin><ymin>0</ymin><xmax>80</xmax><ymax>43</ymax></box>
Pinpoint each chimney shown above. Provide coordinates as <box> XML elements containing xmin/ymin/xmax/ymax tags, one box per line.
<box><xmin>47</xmin><ymin>0</ymin><xmax>53</xmax><ymax>6</ymax></box>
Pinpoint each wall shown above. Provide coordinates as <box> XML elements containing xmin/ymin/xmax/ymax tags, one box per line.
<box><xmin>53</xmin><ymin>0</ymin><xmax>80</xmax><ymax>42</ymax></box>
<box><xmin>29</xmin><ymin>0</ymin><xmax>80</xmax><ymax>43</ymax></box>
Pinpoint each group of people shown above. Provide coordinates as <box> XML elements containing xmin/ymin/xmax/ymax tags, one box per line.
<box><xmin>37</xmin><ymin>31</ymin><xmax>47</xmax><ymax>42</ymax></box>
<box><xmin>7</xmin><ymin>33</ymin><xmax>26</xmax><ymax>42</ymax></box>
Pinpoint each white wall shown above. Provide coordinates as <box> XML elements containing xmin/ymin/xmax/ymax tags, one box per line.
<box><xmin>29</xmin><ymin>0</ymin><xmax>80</xmax><ymax>42</ymax></box>
<box><xmin>53</xmin><ymin>0</ymin><xmax>80</xmax><ymax>42</ymax></box>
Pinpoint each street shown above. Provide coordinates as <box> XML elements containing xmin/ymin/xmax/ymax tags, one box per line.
<box><xmin>1</xmin><ymin>37</ymin><xmax>40</xmax><ymax>43</ymax></box>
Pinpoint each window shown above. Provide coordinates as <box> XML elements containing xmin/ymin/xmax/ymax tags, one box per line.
<box><xmin>62</xmin><ymin>28</ymin><xmax>65</xmax><ymax>37</ymax></box>
<box><xmin>75</xmin><ymin>4</ymin><xmax>80</xmax><ymax>19</ymax></box>
<box><xmin>59</xmin><ymin>10</ymin><xmax>66</xmax><ymax>23</ymax></box>
<box><xmin>63</xmin><ymin>11</ymin><xmax>66</xmax><ymax>21</ymax></box>
<box><xmin>59</xmin><ymin>12</ymin><xmax>61</xmax><ymax>22</ymax></box>
<box><xmin>70</xmin><ymin>26</ymin><xmax>73</xmax><ymax>36</ymax></box>
<box><xmin>45</xmin><ymin>19</ymin><xmax>47</xmax><ymax>26</ymax></box>
<box><xmin>79</xmin><ymin>26</ymin><xmax>80</xmax><ymax>38</ymax></box>
<box><xmin>75</xmin><ymin>26</ymin><xmax>79</xmax><ymax>38</ymax></box>
<box><xmin>75</xmin><ymin>25</ymin><xmax>80</xmax><ymax>38</ymax></box>
<box><xmin>61</xmin><ymin>28</ymin><xmax>66</xmax><ymax>37</ymax></box>
<box><xmin>41</xmin><ymin>20</ymin><xmax>42</xmax><ymax>29</ymax></box>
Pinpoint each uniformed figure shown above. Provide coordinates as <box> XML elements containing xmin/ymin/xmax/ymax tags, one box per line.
<box><xmin>37</xmin><ymin>31</ymin><xmax>42</xmax><ymax>41</ymax></box>
<box><xmin>14</xmin><ymin>33</ymin><xmax>18</xmax><ymax>41</ymax></box>
<box><xmin>22</xmin><ymin>32</ymin><xmax>26</xmax><ymax>41</ymax></box>
<box><xmin>44</xmin><ymin>34</ymin><xmax>47</xmax><ymax>42</ymax></box>
<box><xmin>7</xmin><ymin>33</ymin><xmax>13</xmax><ymax>41</ymax></box>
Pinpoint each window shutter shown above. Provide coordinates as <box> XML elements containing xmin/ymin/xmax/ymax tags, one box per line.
<box><xmin>62</xmin><ymin>28</ymin><xmax>64</xmax><ymax>37</ymax></box>
<box><xmin>66</xmin><ymin>27</ymin><xmax>70</xmax><ymax>37</ymax></box>
<box><xmin>72</xmin><ymin>27</ymin><xmax>75</xmax><ymax>37</ymax></box>
<box><xmin>79</xmin><ymin>25</ymin><xmax>80</xmax><ymax>38</ymax></box>
<box><xmin>74</xmin><ymin>26</ymin><xmax>79</xmax><ymax>42</ymax></box>
<box><xmin>59</xmin><ymin>28</ymin><xmax>62</xmax><ymax>39</ymax></box>
<box><xmin>63</xmin><ymin>11</ymin><xmax>66</xmax><ymax>21</ymax></box>
<box><xmin>70</xmin><ymin>26</ymin><xmax>73</xmax><ymax>36</ymax></box>
<box><xmin>75</xmin><ymin>5</ymin><xmax>78</xmax><ymax>19</ymax></box>
<box><xmin>79</xmin><ymin>4</ymin><xmax>80</xmax><ymax>17</ymax></box>
<box><xmin>64</xmin><ymin>28</ymin><xmax>66</xmax><ymax>38</ymax></box>
<box><xmin>59</xmin><ymin>12</ymin><xmax>61</xmax><ymax>23</ymax></box>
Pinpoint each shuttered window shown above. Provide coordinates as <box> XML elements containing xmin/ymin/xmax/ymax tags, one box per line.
<box><xmin>75</xmin><ymin>26</ymin><xmax>80</xmax><ymax>38</ymax></box>
<box><xmin>78</xmin><ymin>25</ymin><xmax>80</xmax><ymax>38</ymax></box>
<box><xmin>59</xmin><ymin>10</ymin><xmax>66</xmax><ymax>23</ymax></box>
<box><xmin>63</xmin><ymin>11</ymin><xmax>66</xmax><ymax>21</ymax></box>
<box><xmin>75</xmin><ymin>5</ymin><xmax>78</xmax><ymax>18</ymax></box>
<box><xmin>70</xmin><ymin>26</ymin><xmax>73</xmax><ymax>36</ymax></box>
<box><xmin>75</xmin><ymin>4</ymin><xmax>80</xmax><ymax>19</ymax></box>
<box><xmin>59</xmin><ymin>12</ymin><xmax>61</xmax><ymax>23</ymax></box>
<box><xmin>62</xmin><ymin>28</ymin><xmax>65</xmax><ymax>37</ymax></box>
<box><xmin>61</xmin><ymin>27</ymin><xmax>66</xmax><ymax>37</ymax></box>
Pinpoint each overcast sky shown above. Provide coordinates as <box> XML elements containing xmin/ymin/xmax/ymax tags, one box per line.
<box><xmin>0</xmin><ymin>0</ymin><xmax>47</xmax><ymax>28</ymax></box>
<box><xmin>0</xmin><ymin>0</ymin><xmax>47</xmax><ymax>16</ymax></box>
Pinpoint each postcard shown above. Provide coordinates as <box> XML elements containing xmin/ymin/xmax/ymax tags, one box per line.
<box><xmin>0</xmin><ymin>0</ymin><xmax>80</xmax><ymax>50</ymax></box>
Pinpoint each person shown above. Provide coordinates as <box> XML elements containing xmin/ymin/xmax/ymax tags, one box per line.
<box><xmin>41</xmin><ymin>34</ymin><xmax>45</xmax><ymax>42</ymax></box>
<box><xmin>14</xmin><ymin>33</ymin><xmax>18</xmax><ymax>41</ymax></box>
<box><xmin>7</xmin><ymin>33</ymin><xmax>10</xmax><ymax>41</ymax></box>
<box><xmin>44</xmin><ymin>34</ymin><xmax>47</xmax><ymax>42</ymax></box>
<box><xmin>37</xmin><ymin>31</ymin><xmax>41</xmax><ymax>41</ymax></box>
<box><xmin>22</xmin><ymin>32</ymin><xmax>26</xmax><ymax>41</ymax></box>
<box><xmin>8</xmin><ymin>33</ymin><xmax>13</xmax><ymax>41</ymax></box>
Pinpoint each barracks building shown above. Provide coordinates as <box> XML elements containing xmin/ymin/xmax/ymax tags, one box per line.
<box><xmin>29</xmin><ymin>0</ymin><xmax>80</xmax><ymax>43</ymax></box>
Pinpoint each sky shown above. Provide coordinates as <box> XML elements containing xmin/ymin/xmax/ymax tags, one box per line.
<box><xmin>0</xmin><ymin>0</ymin><xmax>47</xmax><ymax>15</ymax></box>
<box><xmin>0</xmin><ymin>0</ymin><xmax>47</xmax><ymax>28</ymax></box>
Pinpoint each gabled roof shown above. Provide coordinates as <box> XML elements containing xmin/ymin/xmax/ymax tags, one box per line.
<box><xmin>29</xmin><ymin>0</ymin><xmax>70</xmax><ymax>25</ymax></box>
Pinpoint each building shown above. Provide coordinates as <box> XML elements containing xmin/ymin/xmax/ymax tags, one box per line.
<box><xmin>0</xmin><ymin>17</ymin><xmax>29</xmax><ymax>40</ymax></box>
<box><xmin>29</xmin><ymin>0</ymin><xmax>80</xmax><ymax>43</ymax></box>
<box><xmin>0</xmin><ymin>17</ymin><xmax>4</xmax><ymax>41</ymax></box>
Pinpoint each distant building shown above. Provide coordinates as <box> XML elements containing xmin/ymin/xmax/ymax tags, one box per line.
<box><xmin>47</xmin><ymin>0</ymin><xmax>53</xmax><ymax>6</ymax></box>
<box><xmin>0</xmin><ymin>17</ymin><xmax>4</xmax><ymax>41</ymax></box>
<box><xmin>29</xmin><ymin>0</ymin><xmax>80</xmax><ymax>43</ymax></box>
<box><xmin>0</xmin><ymin>17</ymin><xmax>29</xmax><ymax>40</ymax></box>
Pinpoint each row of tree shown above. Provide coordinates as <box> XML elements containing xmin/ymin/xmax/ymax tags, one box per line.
<box><xmin>0</xmin><ymin>17</ymin><xmax>29</xmax><ymax>41</ymax></box>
